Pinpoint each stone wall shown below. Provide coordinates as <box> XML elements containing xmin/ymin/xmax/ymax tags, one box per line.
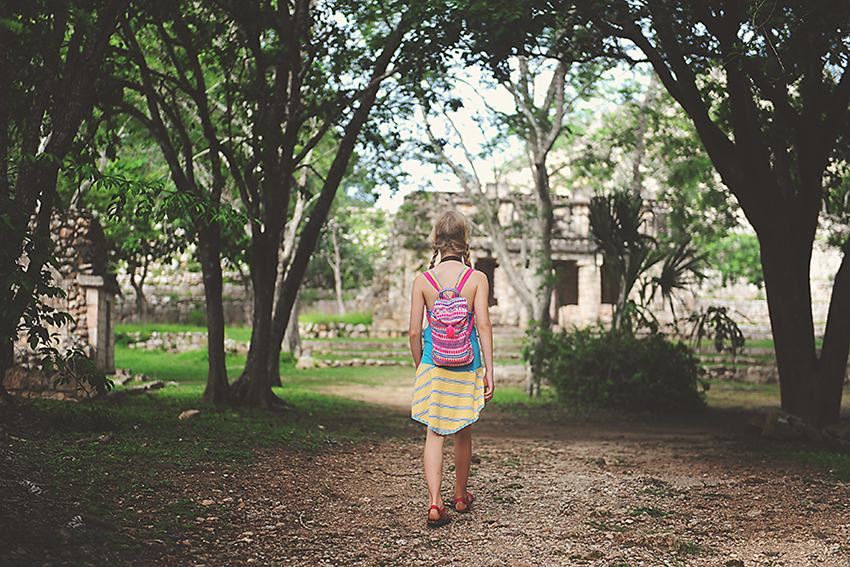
<box><xmin>113</xmin><ymin>268</ymin><xmax>374</xmax><ymax>326</ymax></box>
<box><xmin>5</xmin><ymin>210</ymin><xmax>118</xmax><ymax>400</ymax></box>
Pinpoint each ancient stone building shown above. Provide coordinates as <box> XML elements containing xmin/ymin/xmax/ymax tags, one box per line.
<box><xmin>5</xmin><ymin>209</ymin><xmax>118</xmax><ymax>399</ymax></box>
<box><xmin>372</xmin><ymin>189</ymin><xmax>842</xmax><ymax>343</ymax></box>
<box><xmin>371</xmin><ymin>189</ymin><xmax>614</xmax><ymax>337</ymax></box>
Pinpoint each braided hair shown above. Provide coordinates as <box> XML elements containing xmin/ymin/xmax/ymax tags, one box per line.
<box><xmin>429</xmin><ymin>210</ymin><xmax>472</xmax><ymax>269</ymax></box>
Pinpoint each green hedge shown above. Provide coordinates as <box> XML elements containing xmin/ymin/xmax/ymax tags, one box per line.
<box><xmin>527</xmin><ymin>327</ymin><xmax>707</xmax><ymax>413</ymax></box>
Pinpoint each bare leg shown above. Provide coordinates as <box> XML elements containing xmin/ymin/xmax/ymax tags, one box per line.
<box><xmin>424</xmin><ymin>427</ymin><xmax>446</xmax><ymax>520</ymax></box>
<box><xmin>453</xmin><ymin>425</ymin><xmax>472</xmax><ymax>510</ymax></box>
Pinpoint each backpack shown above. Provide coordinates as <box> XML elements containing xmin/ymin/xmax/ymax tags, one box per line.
<box><xmin>424</xmin><ymin>267</ymin><xmax>475</xmax><ymax>367</ymax></box>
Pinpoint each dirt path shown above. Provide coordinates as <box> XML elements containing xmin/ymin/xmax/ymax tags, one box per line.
<box><xmin>145</xmin><ymin>383</ymin><xmax>850</xmax><ymax>567</ymax></box>
<box><xmin>11</xmin><ymin>379</ymin><xmax>843</xmax><ymax>567</ymax></box>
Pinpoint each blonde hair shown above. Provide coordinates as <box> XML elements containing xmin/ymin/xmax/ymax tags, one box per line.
<box><xmin>429</xmin><ymin>210</ymin><xmax>471</xmax><ymax>269</ymax></box>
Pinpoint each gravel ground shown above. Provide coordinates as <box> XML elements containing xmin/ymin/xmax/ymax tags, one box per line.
<box><xmin>145</xmin><ymin>408</ymin><xmax>850</xmax><ymax>567</ymax></box>
<box><xmin>4</xmin><ymin>397</ymin><xmax>850</xmax><ymax>566</ymax></box>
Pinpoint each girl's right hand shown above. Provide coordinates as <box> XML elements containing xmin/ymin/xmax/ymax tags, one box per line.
<box><xmin>483</xmin><ymin>368</ymin><xmax>494</xmax><ymax>403</ymax></box>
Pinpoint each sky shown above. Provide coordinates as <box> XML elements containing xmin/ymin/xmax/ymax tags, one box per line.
<box><xmin>373</xmin><ymin>62</ymin><xmax>649</xmax><ymax>212</ymax></box>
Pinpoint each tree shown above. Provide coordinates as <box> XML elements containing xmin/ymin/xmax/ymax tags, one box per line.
<box><xmin>567</xmin><ymin>0</ymin><xmax>850</xmax><ymax>426</ymax></box>
<box><xmin>575</xmin><ymin>73</ymin><xmax>759</xmax><ymax>289</ymax></box>
<box><xmin>0</xmin><ymin>0</ymin><xmax>129</xmax><ymax>402</ymax></box>
<box><xmin>117</xmin><ymin>0</ymin><xmax>459</xmax><ymax>407</ymax></box>
<box><xmin>113</xmin><ymin>0</ymin><xmax>235</xmax><ymax>404</ymax></box>
<box><xmin>418</xmin><ymin>49</ymin><xmax>605</xmax><ymax>394</ymax></box>
<box><xmin>72</xmin><ymin>127</ymin><xmax>191</xmax><ymax>320</ymax></box>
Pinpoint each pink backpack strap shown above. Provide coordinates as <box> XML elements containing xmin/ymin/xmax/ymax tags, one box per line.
<box><xmin>456</xmin><ymin>267</ymin><xmax>474</xmax><ymax>292</ymax></box>
<box><xmin>423</xmin><ymin>271</ymin><xmax>442</xmax><ymax>291</ymax></box>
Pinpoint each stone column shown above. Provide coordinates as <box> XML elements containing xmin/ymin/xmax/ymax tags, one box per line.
<box><xmin>577</xmin><ymin>257</ymin><xmax>602</xmax><ymax>326</ymax></box>
<box><xmin>78</xmin><ymin>274</ymin><xmax>115</xmax><ymax>373</ymax></box>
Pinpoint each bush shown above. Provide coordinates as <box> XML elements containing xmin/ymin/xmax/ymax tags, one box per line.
<box><xmin>527</xmin><ymin>327</ymin><xmax>707</xmax><ymax>413</ymax></box>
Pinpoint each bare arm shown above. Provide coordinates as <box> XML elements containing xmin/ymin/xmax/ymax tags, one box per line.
<box><xmin>471</xmin><ymin>272</ymin><xmax>494</xmax><ymax>402</ymax></box>
<box><xmin>409</xmin><ymin>275</ymin><xmax>426</xmax><ymax>368</ymax></box>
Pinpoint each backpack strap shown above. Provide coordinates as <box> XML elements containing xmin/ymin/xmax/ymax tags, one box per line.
<box><xmin>423</xmin><ymin>271</ymin><xmax>442</xmax><ymax>292</ymax></box>
<box><xmin>456</xmin><ymin>267</ymin><xmax>474</xmax><ymax>292</ymax></box>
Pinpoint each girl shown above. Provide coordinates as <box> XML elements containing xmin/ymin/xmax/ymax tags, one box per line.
<box><xmin>408</xmin><ymin>210</ymin><xmax>494</xmax><ymax>527</ymax></box>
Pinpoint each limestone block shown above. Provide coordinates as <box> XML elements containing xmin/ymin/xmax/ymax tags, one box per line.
<box><xmin>179</xmin><ymin>409</ymin><xmax>201</xmax><ymax>420</ymax></box>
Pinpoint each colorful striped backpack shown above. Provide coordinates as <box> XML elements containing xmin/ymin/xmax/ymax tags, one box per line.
<box><xmin>424</xmin><ymin>267</ymin><xmax>475</xmax><ymax>367</ymax></box>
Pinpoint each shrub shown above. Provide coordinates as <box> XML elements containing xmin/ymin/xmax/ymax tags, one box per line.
<box><xmin>527</xmin><ymin>327</ymin><xmax>707</xmax><ymax>413</ymax></box>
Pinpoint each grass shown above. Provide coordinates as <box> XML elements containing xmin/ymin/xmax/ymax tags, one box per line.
<box><xmin>785</xmin><ymin>450</ymin><xmax>850</xmax><ymax>482</ymax></box>
<box><xmin>298</xmin><ymin>310</ymin><xmax>373</xmax><ymax>326</ymax></box>
<box><xmin>116</xmin><ymin>346</ymin><xmax>231</xmax><ymax>384</ymax></box>
<box><xmin>487</xmin><ymin>386</ymin><xmax>559</xmax><ymax>418</ymax></box>
<box><xmin>701</xmin><ymin>380</ymin><xmax>784</xmax><ymax>410</ymax></box>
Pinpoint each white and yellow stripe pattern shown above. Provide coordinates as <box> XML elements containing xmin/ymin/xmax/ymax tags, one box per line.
<box><xmin>411</xmin><ymin>364</ymin><xmax>486</xmax><ymax>435</ymax></box>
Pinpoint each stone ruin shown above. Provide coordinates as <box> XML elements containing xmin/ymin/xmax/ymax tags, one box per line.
<box><xmin>4</xmin><ymin>209</ymin><xmax>118</xmax><ymax>400</ymax></box>
<box><xmin>368</xmin><ymin>189</ymin><xmax>848</xmax><ymax>385</ymax></box>
<box><xmin>370</xmin><ymin>188</ymin><xmax>840</xmax><ymax>341</ymax></box>
<box><xmin>371</xmin><ymin>189</ymin><xmax>621</xmax><ymax>337</ymax></box>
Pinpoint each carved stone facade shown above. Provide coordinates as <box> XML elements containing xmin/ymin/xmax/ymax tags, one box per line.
<box><xmin>371</xmin><ymin>190</ymin><xmax>614</xmax><ymax>337</ymax></box>
<box><xmin>5</xmin><ymin>210</ymin><xmax>118</xmax><ymax>399</ymax></box>
<box><xmin>372</xmin><ymin>190</ymin><xmax>842</xmax><ymax>342</ymax></box>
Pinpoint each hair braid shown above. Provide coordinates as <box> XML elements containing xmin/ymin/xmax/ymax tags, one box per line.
<box><xmin>428</xmin><ymin>248</ymin><xmax>439</xmax><ymax>270</ymax></box>
<box><xmin>462</xmin><ymin>246</ymin><xmax>471</xmax><ymax>268</ymax></box>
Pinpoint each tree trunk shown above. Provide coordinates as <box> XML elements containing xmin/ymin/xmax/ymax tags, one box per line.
<box><xmin>267</xmin><ymin>191</ymin><xmax>311</xmax><ymax>385</ymax></box>
<box><xmin>282</xmin><ymin>292</ymin><xmax>302</xmax><ymax>358</ymax></box>
<box><xmin>269</xmin><ymin>291</ymin><xmax>302</xmax><ymax>387</ymax></box>
<box><xmin>198</xmin><ymin>222</ymin><xmax>230</xmax><ymax>405</ymax></box>
<box><xmin>230</xmin><ymin>232</ymin><xmax>286</xmax><ymax>408</ymax></box>
<box><xmin>819</xmin><ymin>247</ymin><xmax>850</xmax><ymax>427</ymax></box>
<box><xmin>757</xmin><ymin>213</ymin><xmax>822</xmax><ymax>424</ymax></box>
<box><xmin>631</xmin><ymin>74</ymin><xmax>659</xmax><ymax>195</ymax></box>
<box><xmin>526</xmin><ymin>161</ymin><xmax>555</xmax><ymax>396</ymax></box>
<box><xmin>128</xmin><ymin>263</ymin><xmax>148</xmax><ymax>322</ymax></box>
<box><xmin>330</xmin><ymin>223</ymin><xmax>346</xmax><ymax>316</ymax></box>
<box><xmin>257</xmin><ymin>22</ymin><xmax>408</xmax><ymax>403</ymax></box>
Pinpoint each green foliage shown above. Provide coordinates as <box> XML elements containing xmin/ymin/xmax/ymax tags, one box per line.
<box><xmin>43</xmin><ymin>346</ymin><xmax>114</xmax><ymax>398</ymax></box>
<box><xmin>303</xmin><ymin>204</ymin><xmax>389</xmax><ymax>290</ymax></box>
<box><xmin>702</xmin><ymin>233</ymin><xmax>764</xmax><ymax>288</ymax></box>
<box><xmin>67</xmin><ymin>123</ymin><xmax>193</xmax><ymax>279</ymax></box>
<box><xmin>1</xmin><ymin>232</ymin><xmax>73</xmax><ymax>346</ymax></box>
<box><xmin>588</xmin><ymin>189</ymin><xmax>705</xmax><ymax>333</ymax></box>
<box><xmin>116</xmin><ymin>346</ymin><xmax>236</xmax><ymax>385</ymax></box>
<box><xmin>38</xmin><ymin>346</ymin><xmax>116</xmax><ymax>429</ymax></box>
<box><xmin>525</xmin><ymin>326</ymin><xmax>706</xmax><ymax>413</ymax></box>
<box><xmin>573</xmin><ymin>75</ymin><xmax>739</xmax><ymax>250</ymax></box>
<box><xmin>688</xmin><ymin>306</ymin><xmax>746</xmax><ymax>357</ymax></box>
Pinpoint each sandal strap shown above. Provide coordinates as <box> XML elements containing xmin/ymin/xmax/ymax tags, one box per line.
<box><xmin>454</xmin><ymin>492</ymin><xmax>473</xmax><ymax>504</ymax></box>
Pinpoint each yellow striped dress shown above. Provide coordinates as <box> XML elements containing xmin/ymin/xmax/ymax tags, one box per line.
<box><xmin>411</xmin><ymin>319</ymin><xmax>486</xmax><ymax>435</ymax></box>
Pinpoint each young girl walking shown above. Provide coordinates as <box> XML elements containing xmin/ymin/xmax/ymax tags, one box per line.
<box><xmin>408</xmin><ymin>210</ymin><xmax>494</xmax><ymax>527</ymax></box>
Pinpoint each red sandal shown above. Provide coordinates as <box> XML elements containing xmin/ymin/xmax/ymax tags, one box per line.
<box><xmin>453</xmin><ymin>492</ymin><xmax>474</xmax><ymax>513</ymax></box>
<box><xmin>426</xmin><ymin>505</ymin><xmax>450</xmax><ymax>527</ymax></box>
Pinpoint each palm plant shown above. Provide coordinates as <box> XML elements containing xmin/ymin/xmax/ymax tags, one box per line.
<box><xmin>589</xmin><ymin>189</ymin><xmax>705</xmax><ymax>333</ymax></box>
